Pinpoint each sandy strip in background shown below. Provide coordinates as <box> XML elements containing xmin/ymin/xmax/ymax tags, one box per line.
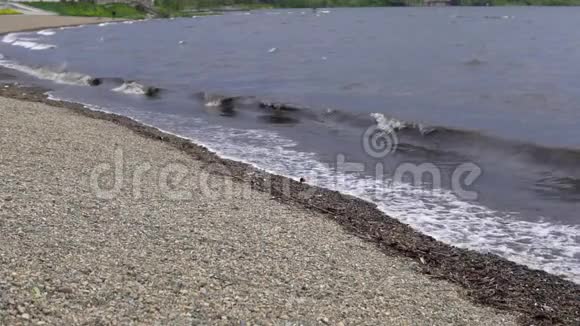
<box><xmin>0</xmin><ymin>16</ymin><xmax>113</xmax><ymax>34</ymax></box>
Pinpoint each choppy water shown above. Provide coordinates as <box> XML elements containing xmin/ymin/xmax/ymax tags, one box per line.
<box><xmin>1</xmin><ymin>7</ymin><xmax>579</xmax><ymax>282</ymax></box>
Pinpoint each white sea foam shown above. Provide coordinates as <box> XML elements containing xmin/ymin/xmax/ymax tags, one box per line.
<box><xmin>0</xmin><ymin>60</ymin><xmax>91</xmax><ymax>86</ymax></box>
<box><xmin>11</xmin><ymin>41</ymin><xmax>56</xmax><ymax>51</ymax></box>
<box><xmin>2</xmin><ymin>33</ymin><xmax>20</xmax><ymax>44</ymax></box>
<box><xmin>0</xmin><ymin>58</ymin><xmax>91</xmax><ymax>86</ymax></box>
<box><xmin>37</xmin><ymin>29</ymin><xmax>56</xmax><ymax>36</ymax></box>
<box><xmin>484</xmin><ymin>15</ymin><xmax>515</xmax><ymax>20</ymax></box>
<box><xmin>371</xmin><ymin>112</ymin><xmax>407</xmax><ymax>131</ymax></box>
<box><xmin>59</xmin><ymin>25</ymin><xmax>85</xmax><ymax>30</ymax></box>
<box><xmin>340</xmin><ymin>175</ymin><xmax>580</xmax><ymax>284</ymax></box>
<box><xmin>205</xmin><ymin>99</ymin><xmax>222</xmax><ymax>107</ymax></box>
<box><xmin>2</xmin><ymin>33</ymin><xmax>56</xmax><ymax>50</ymax></box>
<box><xmin>112</xmin><ymin>81</ymin><xmax>146</xmax><ymax>95</ymax></box>
<box><xmin>371</xmin><ymin>112</ymin><xmax>434</xmax><ymax>135</ymax></box>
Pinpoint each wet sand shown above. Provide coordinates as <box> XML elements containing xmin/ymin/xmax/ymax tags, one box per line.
<box><xmin>0</xmin><ymin>16</ymin><xmax>113</xmax><ymax>34</ymax></box>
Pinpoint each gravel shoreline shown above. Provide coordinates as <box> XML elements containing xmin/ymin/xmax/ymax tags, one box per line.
<box><xmin>0</xmin><ymin>82</ymin><xmax>579</xmax><ymax>325</ymax></box>
<box><xmin>0</xmin><ymin>91</ymin><xmax>522</xmax><ymax>325</ymax></box>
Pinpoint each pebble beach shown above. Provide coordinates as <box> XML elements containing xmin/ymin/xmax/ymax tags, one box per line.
<box><xmin>0</xmin><ymin>96</ymin><xmax>519</xmax><ymax>324</ymax></box>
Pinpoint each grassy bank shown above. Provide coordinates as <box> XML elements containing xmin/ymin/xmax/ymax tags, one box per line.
<box><xmin>155</xmin><ymin>0</ymin><xmax>407</xmax><ymax>10</ymax></box>
<box><xmin>155</xmin><ymin>0</ymin><xmax>580</xmax><ymax>11</ymax></box>
<box><xmin>458</xmin><ymin>0</ymin><xmax>580</xmax><ymax>4</ymax></box>
<box><xmin>24</xmin><ymin>2</ymin><xmax>146</xmax><ymax>18</ymax></box>
<box><xmin>22</xmin><ymin>0</ymin><xmax>580</xmax><ymax>20</ymax></box>
<box><xmin>0</xmin><ymin>8</ymin><xmax>22</xmax><ymax>15</ymax></box>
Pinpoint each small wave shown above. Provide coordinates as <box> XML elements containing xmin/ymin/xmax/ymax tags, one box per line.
<box><xmin>87</xmin><ymin>77</ymin><xmax>125</xmax><ymax>86</ymax></box>
<box><xmin>205</xmin><ymin>100</ymin><xmax>223</xmax><ymax>107</ymax></box>
<box><xmin>370</xmin><ymin>113</ymin><xmax>580</xmax><ymax>172</ymax></box>
<box><xmin>195</xmin><ymin>92</ymin><xmax>254</xmax><ymax>117</ymax></box>
<box><xmin>259</xmin><ymin>101</ymin><xmax>303</xmax><ymax>112</ymax></box>
<box><xmin>0</xmin><ymin>58</ymin><xmax>92</xmax><ymax>86</ymax></box>
<box><xmin>37</xmin><ymin>29</ymin><xmax>56</xmax><ymax>36</ymax></box>
<box><xmin>98</xmin><ymin>22</ymin><xmax>117</xmax><ymax>27</ymax></box>
<box><xmin>113</xmin><ymin>81</ymin><xmax>161</xmax><ymax>97</ymax></box>
<box><xmin>257</xmin><ymin>101</ymin><xmax>323</xmax><ymax>123</ymax></box>
<box><xmin>2</xmin><ymin>33</ymin><xmax>20</xmax><ymax>44</ymax></box>
<box><xmin>371</xmin><ymin>112</ymin><xmax>435</xmax><ymax>135</ymax></box>
<box><xmin>2</xmin><ymin>32</ymin><xmax>56</xmax><ymax>50</ymax></box>
<box><xmin>484</xmin><ymin>15</ymin><xmax>514</xmax><ymax>20</ymax></box>
<box><xmin>371</xmin><ymin>112</ymin><xmax>407</xmax><ymax>132</ymax></box>
<box><xmin>188</xmin><ymin>94</ymin><xmax>580</xmax><ymax>170</ymax></box>
<box><xmin>59</xmin><ymin>25</ymin><xmax>85</xmax><ymax>30</ymax></box>
<box><xmin>0</xmin><ymin>58</ymin><xmax>158</xmax><ymax>96</ymax></box>
<box><xmin>113</xmin><ymin>81</ymin><xmax>146</xmax><ymax>95</ymax></box>
<box><xmin>11</xmin><ymin>41</ymin><xmax>56</xmax><ymax>51</ymax></box>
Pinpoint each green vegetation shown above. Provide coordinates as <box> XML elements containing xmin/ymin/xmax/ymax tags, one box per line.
<box><xmin>0</xmin><ymin>8</ymin><xmax>22</xmax><ymax>15</ymax></box>
<box><xmin>454</xmin><ymin>0</ymin><xmax>580</xmax><ymax>5</ymax></box>
<box><xmin>154</xmin><ymin>0</ymin><xmax>580</xmax><ymax>10</ymax></box>
<box><xmin>489</xmin><ymin>0</ymin><xmax>580</xmax><ymax>4</ymax></box>
<box><xmin>272</xmin><ymin>0</ymin><xmax>405</xmax><ymax>6</ymax></box>
<box><xmin>154</xmin><ymin>0</ymin><xmax>580</xmax><ymax>15</ymax></box>
<box><xmin>24</xmin><ymin>2</ymin><xmax>146</xmax><ymax>18</ymax></box>
<box><xmin>23</xmin><ymin>0</ymin><xmax>580</xmax><ymax>20</ymax></box>
<box><xmin>155</xmin><ymin>5</ymin><xmax>219</xmax><ymax>18</ymax></box>
<box><xmin>155</xmin><ymin>0</ymin><xmax>407</xmax><ymax>10</ymax></box>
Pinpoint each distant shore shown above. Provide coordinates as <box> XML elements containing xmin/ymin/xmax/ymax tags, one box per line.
<box><xmin>0</xmin><ymin>17</ymin><xmax>579</xmax><ymax>325</ymax></box>
<box><xmin>0</xmin><ymin>16</ymin><xmax>114</xmax><ymax>34</ymax></box>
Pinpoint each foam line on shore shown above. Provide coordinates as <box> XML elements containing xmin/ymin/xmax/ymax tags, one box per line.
<box><xmin>0</xmin><ymin>61</ymin><xmax>91</xmax><ymax>86</ymax></box>
<box><xmin>2</xmin><ymin>32</ymin><xmax>56</xmax><ymax>51</ymax></box>
<box><xmin>37</xmin><ymin>29</ymin><xmax>56</xmax><ymax>36</ymax></box>
<box><xmin>48</xmin><ymin>91</ymin><xmax>580</xmax><ymax>284</ymax></box>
